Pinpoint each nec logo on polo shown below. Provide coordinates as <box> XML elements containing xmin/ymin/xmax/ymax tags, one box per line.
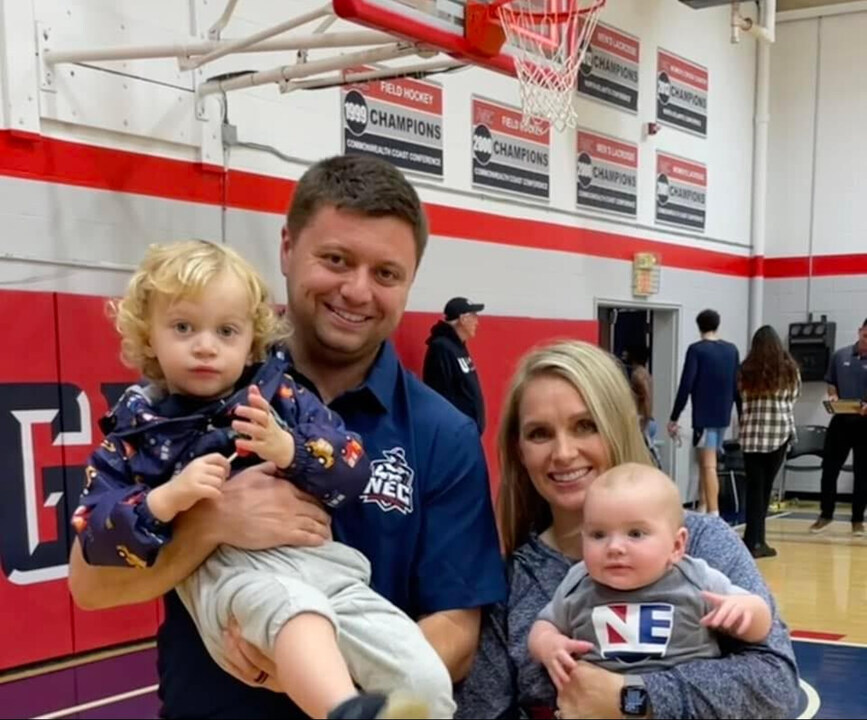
<box><xmin>359</xmin><ymin>447</ymin><xmax>415</xmax><ymax>515</ymax></box>
<box><xmin>591</xmin><ymin>603</ymin><xmax>674</xmax><ymax>663</ymax></box>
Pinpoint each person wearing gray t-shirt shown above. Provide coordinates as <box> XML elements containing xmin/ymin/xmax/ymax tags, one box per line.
<box><xmin>529</xmin><ymin>464</ymin><xmax>772</xmax><ymax>693</ymax></box>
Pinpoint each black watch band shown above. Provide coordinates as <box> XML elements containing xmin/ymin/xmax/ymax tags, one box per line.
<box><xmin>620</xmin><ymin>675</ymin><xmax>650</xmax><ymax>717</ymax></box>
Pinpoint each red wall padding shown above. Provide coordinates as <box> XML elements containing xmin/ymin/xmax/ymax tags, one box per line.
<box><xmin>0</xmin><ymin>289</ymin><xmax>596</xmax><ymax>671</ymax></box>
<box><xmin>393</xmin><ymin>313</ymin><xmax>598</xmax><ymax>495</ymax></box>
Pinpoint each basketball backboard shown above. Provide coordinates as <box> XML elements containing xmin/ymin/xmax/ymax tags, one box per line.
<box><xmin>334</xmin><ymin>0</ymin><xmax>516</xmax><ymax>74</ymax></box>
<box><xmin>334</xmin><ymin>0</ymin><xmax>606</xmax><ymax>129</ymax></box>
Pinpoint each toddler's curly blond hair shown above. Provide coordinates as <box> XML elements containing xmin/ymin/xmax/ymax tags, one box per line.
<box><xmin>112</xmin><ymin>239</ymin><xmax>287</xmax><ymax>384</ymax></box>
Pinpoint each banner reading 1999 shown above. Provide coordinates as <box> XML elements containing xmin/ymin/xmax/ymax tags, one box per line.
<box><xmin>342</xmin><ymin>70</ymin><xmax>443</xmax><ymax>178</ymax></box>
<box><xmin>471</xmin><ymin>97</ymin><xmax>550</xmax><ymax>200</ymax></box>
<box><xmin>655</xmin><ymin>152</ymin><xmax>707</xmax><ymax>232</ymax></box>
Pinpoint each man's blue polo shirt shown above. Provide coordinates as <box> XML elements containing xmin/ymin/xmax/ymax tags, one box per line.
<box><xmin>825</xmin><ymin>343</ymin><xmax>867</xmax><ymax>401</ymax></box>
<box><xmin>157</xmin><ymin>341</ymin><xmax>507</xmax><ymax>719</ymax></box>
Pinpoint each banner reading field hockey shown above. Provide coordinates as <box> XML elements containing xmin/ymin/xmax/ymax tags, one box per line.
<box><xmin>576</xmin><ymin>130</ymin><xmax>638</xmax><ymax>217</ymax></box>
<box><xmin>656</xmin><ymin>49</ymin><xmax>708</xmax><ymax>137</ymax></box>
<box><xmin>577</xmin><ymin>22</ymin><xmax>640</xmax><ymax>113</ymax></box>
<box><xmin>342</xmin><ymin>70</ymin><xmax>443</xmax><ymax>178</ymax></box>
<box><xmin>471</xmin><ymin>98</ymin><xmax>550</xmax><ymax>200</ymax></box>
<box><xmin>655</xmin><ymin>153</ymin><xmax>707</xmax><ymax>231</ymax></box>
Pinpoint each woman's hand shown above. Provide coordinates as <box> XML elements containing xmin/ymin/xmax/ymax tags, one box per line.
<box><xmin>557</xmin><ymin>661</ymin><xmax>626</xmax><ymax>719</ymax></box>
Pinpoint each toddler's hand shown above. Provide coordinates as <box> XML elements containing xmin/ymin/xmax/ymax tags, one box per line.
<box><xmin>147</xmin><ymin>453</ymin><xmax>229</xmax><ymax>522</ymax></box>
<box><xmin>232</xmin><ymin>385</ymin><xmax>296</xmax><ymax>469</ymax></box>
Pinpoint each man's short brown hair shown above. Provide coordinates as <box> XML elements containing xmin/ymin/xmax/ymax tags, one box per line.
<box><xmin>286</xmin><ymin>155</ymin><xmax>428</xmax><ymax>265</ymax></box>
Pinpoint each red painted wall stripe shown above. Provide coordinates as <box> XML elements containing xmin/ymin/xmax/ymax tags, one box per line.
<box><xmin>764</xmin><ymin>254</ymin><xmax>867</xmax><ymax>278</ymax></box>
<box><xmin>424</xmin><ymin>205</ymin><xmax>751</xmax><ymax>276</ymax></box>
<box><xmin>2</xmin><ymin>131</ymin><xmax>864</xmax><ymax>280</ymax></box>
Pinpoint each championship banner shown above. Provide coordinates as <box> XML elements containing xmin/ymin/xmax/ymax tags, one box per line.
<box><xmin>655</xmin><ymin>152</ymin><xmax>707</xmax><ymax>231</ymax></box>
<box><xmin>577</xmin><ymin>22</ymin><xmax>640</xmax><ymax>113</ymax></box>
<box><xmin>576</xmin><ymin>129</ymin><xmax>638</xmax><ymax>217</ymax></box>
<box><xmin>656</xmin><ymin>49</ymin><xmax>708</xmax><ymax>137</ymax></box>
<box><xmin>471</xmin><ymin>97</ymin><xmax>550</xmax><ymax>200</ymax></box>
<box><xmin>342</xmin><ymin>69</ymin><xmax>443</xmax><ymax>178</ymax></box>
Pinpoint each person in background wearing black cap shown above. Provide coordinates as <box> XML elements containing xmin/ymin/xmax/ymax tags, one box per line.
<box><xmin>423</xmin><ymin>297</ymin><xmax>486</xmax><ymax>434</ymax></box>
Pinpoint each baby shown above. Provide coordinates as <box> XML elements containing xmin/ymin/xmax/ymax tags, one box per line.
<box><xmin>72</xmin><ymin>240</ymin><xmax>452</xmax><ymax>720</ymax></box>
<box><xmin>529</xmin><ymin>463</ymin><xmax>772</xmax><ymax>700</ymax></box>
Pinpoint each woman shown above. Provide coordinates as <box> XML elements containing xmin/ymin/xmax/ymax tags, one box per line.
<box><xmin>455</xmin><ymin>340</ymin><xmax>799</xmax><ymax>719</ymax></box>
<box><xmin>739</xmin><ymin>326</ymin><xmax>801</xmax><ymax>558</ymax></box>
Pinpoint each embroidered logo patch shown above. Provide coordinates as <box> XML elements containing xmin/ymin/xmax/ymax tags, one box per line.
<box><xmin>359</xmin><ymin>447</ymin><xmax>415</xmax><ymax>515</ymax></box>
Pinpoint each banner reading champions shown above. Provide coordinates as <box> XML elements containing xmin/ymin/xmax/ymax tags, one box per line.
<box><xmin>576</xmin><ymin>130</ymin><xmax>638</xmax><ymax>218</ymax></box>
<box><xmin>577</xmin><ymin>22</ymin><xmax>640</xmax><ymax>113</ymax></box>
<box><xmin>342</xmin><ymin>70</ymin><xmax>443</xmax><ymax>178</ymax></box>
<box><xmin>656</xmin><ymin>49</ymin><xmax>708</xmax><ymax>137</ymax></box>
<box><xmin>655</xmin><ymin>152</ymin><xmax>707</xmax><ymax>232</ymax></box>
<box><xmin>471</xmin><ymin>97</ymin><xmax>550</xmax><ymax>200</ymax></box>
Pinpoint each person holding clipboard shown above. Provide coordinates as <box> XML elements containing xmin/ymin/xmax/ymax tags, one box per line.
<box><xmin>810</xmin><ymin>319</ymin><xmax>867</xmax><ymax>535</ymax></box>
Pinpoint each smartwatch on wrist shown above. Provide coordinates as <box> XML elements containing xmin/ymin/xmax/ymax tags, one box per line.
<box><xmin>620</xmin><ymin>675</ymin><xmax>650</xmax><ymax>717</ymax></box>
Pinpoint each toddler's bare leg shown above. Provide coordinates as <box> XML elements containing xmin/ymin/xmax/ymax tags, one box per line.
<box><xmin>274</xmin><ymin>612</ymin><xmax>357</xmax><ymax>718</ymax></box>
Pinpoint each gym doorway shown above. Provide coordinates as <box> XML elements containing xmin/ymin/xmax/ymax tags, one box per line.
<box><xmin>596</xmin><ymin>303</ymin><xmax>682</xmax><ymax>486</ymax></box>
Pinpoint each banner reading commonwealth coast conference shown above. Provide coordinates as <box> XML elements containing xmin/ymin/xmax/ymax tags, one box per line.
<box><xmin>471</xmin><ymin>97</ymin><xmax>550</xmax><ymax>200</ymax></box>
<box><xmin>577</xmin><ymin>22</ymin><xmax>640</xmax><ymax>113</ymax></box>
<box><xmin>342</xmin><ymin>70</ymin><xmax>444</xmax><ymax>178</ymax></box>
<box><xmin>655</xmin><ymin>152</ymin><xmax>707</xmax><ymax>231</ymax></box>
<box><xmin>656</xmin><ymin>49</ymin><xmax>708</xmax><ymax>137</ymax></box>
<box><xmin>576</xmin><ymin>129</ymin><xmax>638</xmax><ymax>217</ymax></box>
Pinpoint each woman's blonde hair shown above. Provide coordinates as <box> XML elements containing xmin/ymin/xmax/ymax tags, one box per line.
<box><xmin>112</xmin><ymin>239</ymin><xmax>288</xmax><ymax>383</ymax></box>
<box><xmin>497</xmin><ymin>340</ymin><xmax>654</xmax><ymax>555</ymax></box>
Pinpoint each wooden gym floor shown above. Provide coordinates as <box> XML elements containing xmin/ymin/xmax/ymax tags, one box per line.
<box><xmin>759</xmin><ymin>504</ymin><xmax>867</xmax><ymax>644</ymax></box>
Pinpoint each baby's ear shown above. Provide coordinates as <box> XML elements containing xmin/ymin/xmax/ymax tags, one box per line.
<box><xmin>671</xmin><ymin>526</ymin><xmax>688</xmax><ymax>563</ymax></box>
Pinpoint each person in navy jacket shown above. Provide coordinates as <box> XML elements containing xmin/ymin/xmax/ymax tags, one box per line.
<box><xmin>423</xmin><ymin>297</ymin><xmax>486</xmax><ymax>433</ymax></box>
<box><xmin>668</xmin><ymin>309</ymin><xmax>742</xmax><ymax>515</ymax></box>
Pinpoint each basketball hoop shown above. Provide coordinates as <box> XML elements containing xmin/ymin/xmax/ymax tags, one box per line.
<box><xmin>467</xmin><ymin>0</ymin><xmax>605</xmax><ymax>131</ymax></box>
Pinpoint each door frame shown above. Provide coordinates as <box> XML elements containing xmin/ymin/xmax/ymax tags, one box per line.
<box><xmin>594</xmin><ymin>298</ymin><xmax>689</xmax><ymax>501</ymax></box>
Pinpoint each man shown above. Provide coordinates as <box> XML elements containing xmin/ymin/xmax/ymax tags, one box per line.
<box><xmin>810</xmin><ymin>318</ymin><xmax>867</xmax><ymax>536</ymax></box>
<box><xmin>68</xmin><ymin>155</ymin><xmax>507</xmax><ymax>719</ymax></box>
<box><xmin>668</xmin><ymin>309</ymin><xmax>741</xmax><ymax>515</ymax></box>
<box><xmin>423</xmin><ymin>297</ymin><xmax>486</xmax><ymax>434</ymax></box>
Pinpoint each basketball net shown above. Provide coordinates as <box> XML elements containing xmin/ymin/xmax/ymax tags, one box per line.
<box><xmin>496</xmin><ymin>0</ymin><xmax>604</xmax><ymax>131</ymax></box>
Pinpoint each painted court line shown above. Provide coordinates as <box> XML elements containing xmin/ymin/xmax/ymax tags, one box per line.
<box><xmin>33</xmin><ymin>684</ymin><xmax>158</xmax><ymax>719</ymax></box>
<box><xmin>798</xmin><ymin>678</ymin><xmax>821</xmax><ymax>719</ymax></box>
<box><xmin>793</xmin><ymin>636</ymin><xmax>867</xmax><ymax>649</ymax></box>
